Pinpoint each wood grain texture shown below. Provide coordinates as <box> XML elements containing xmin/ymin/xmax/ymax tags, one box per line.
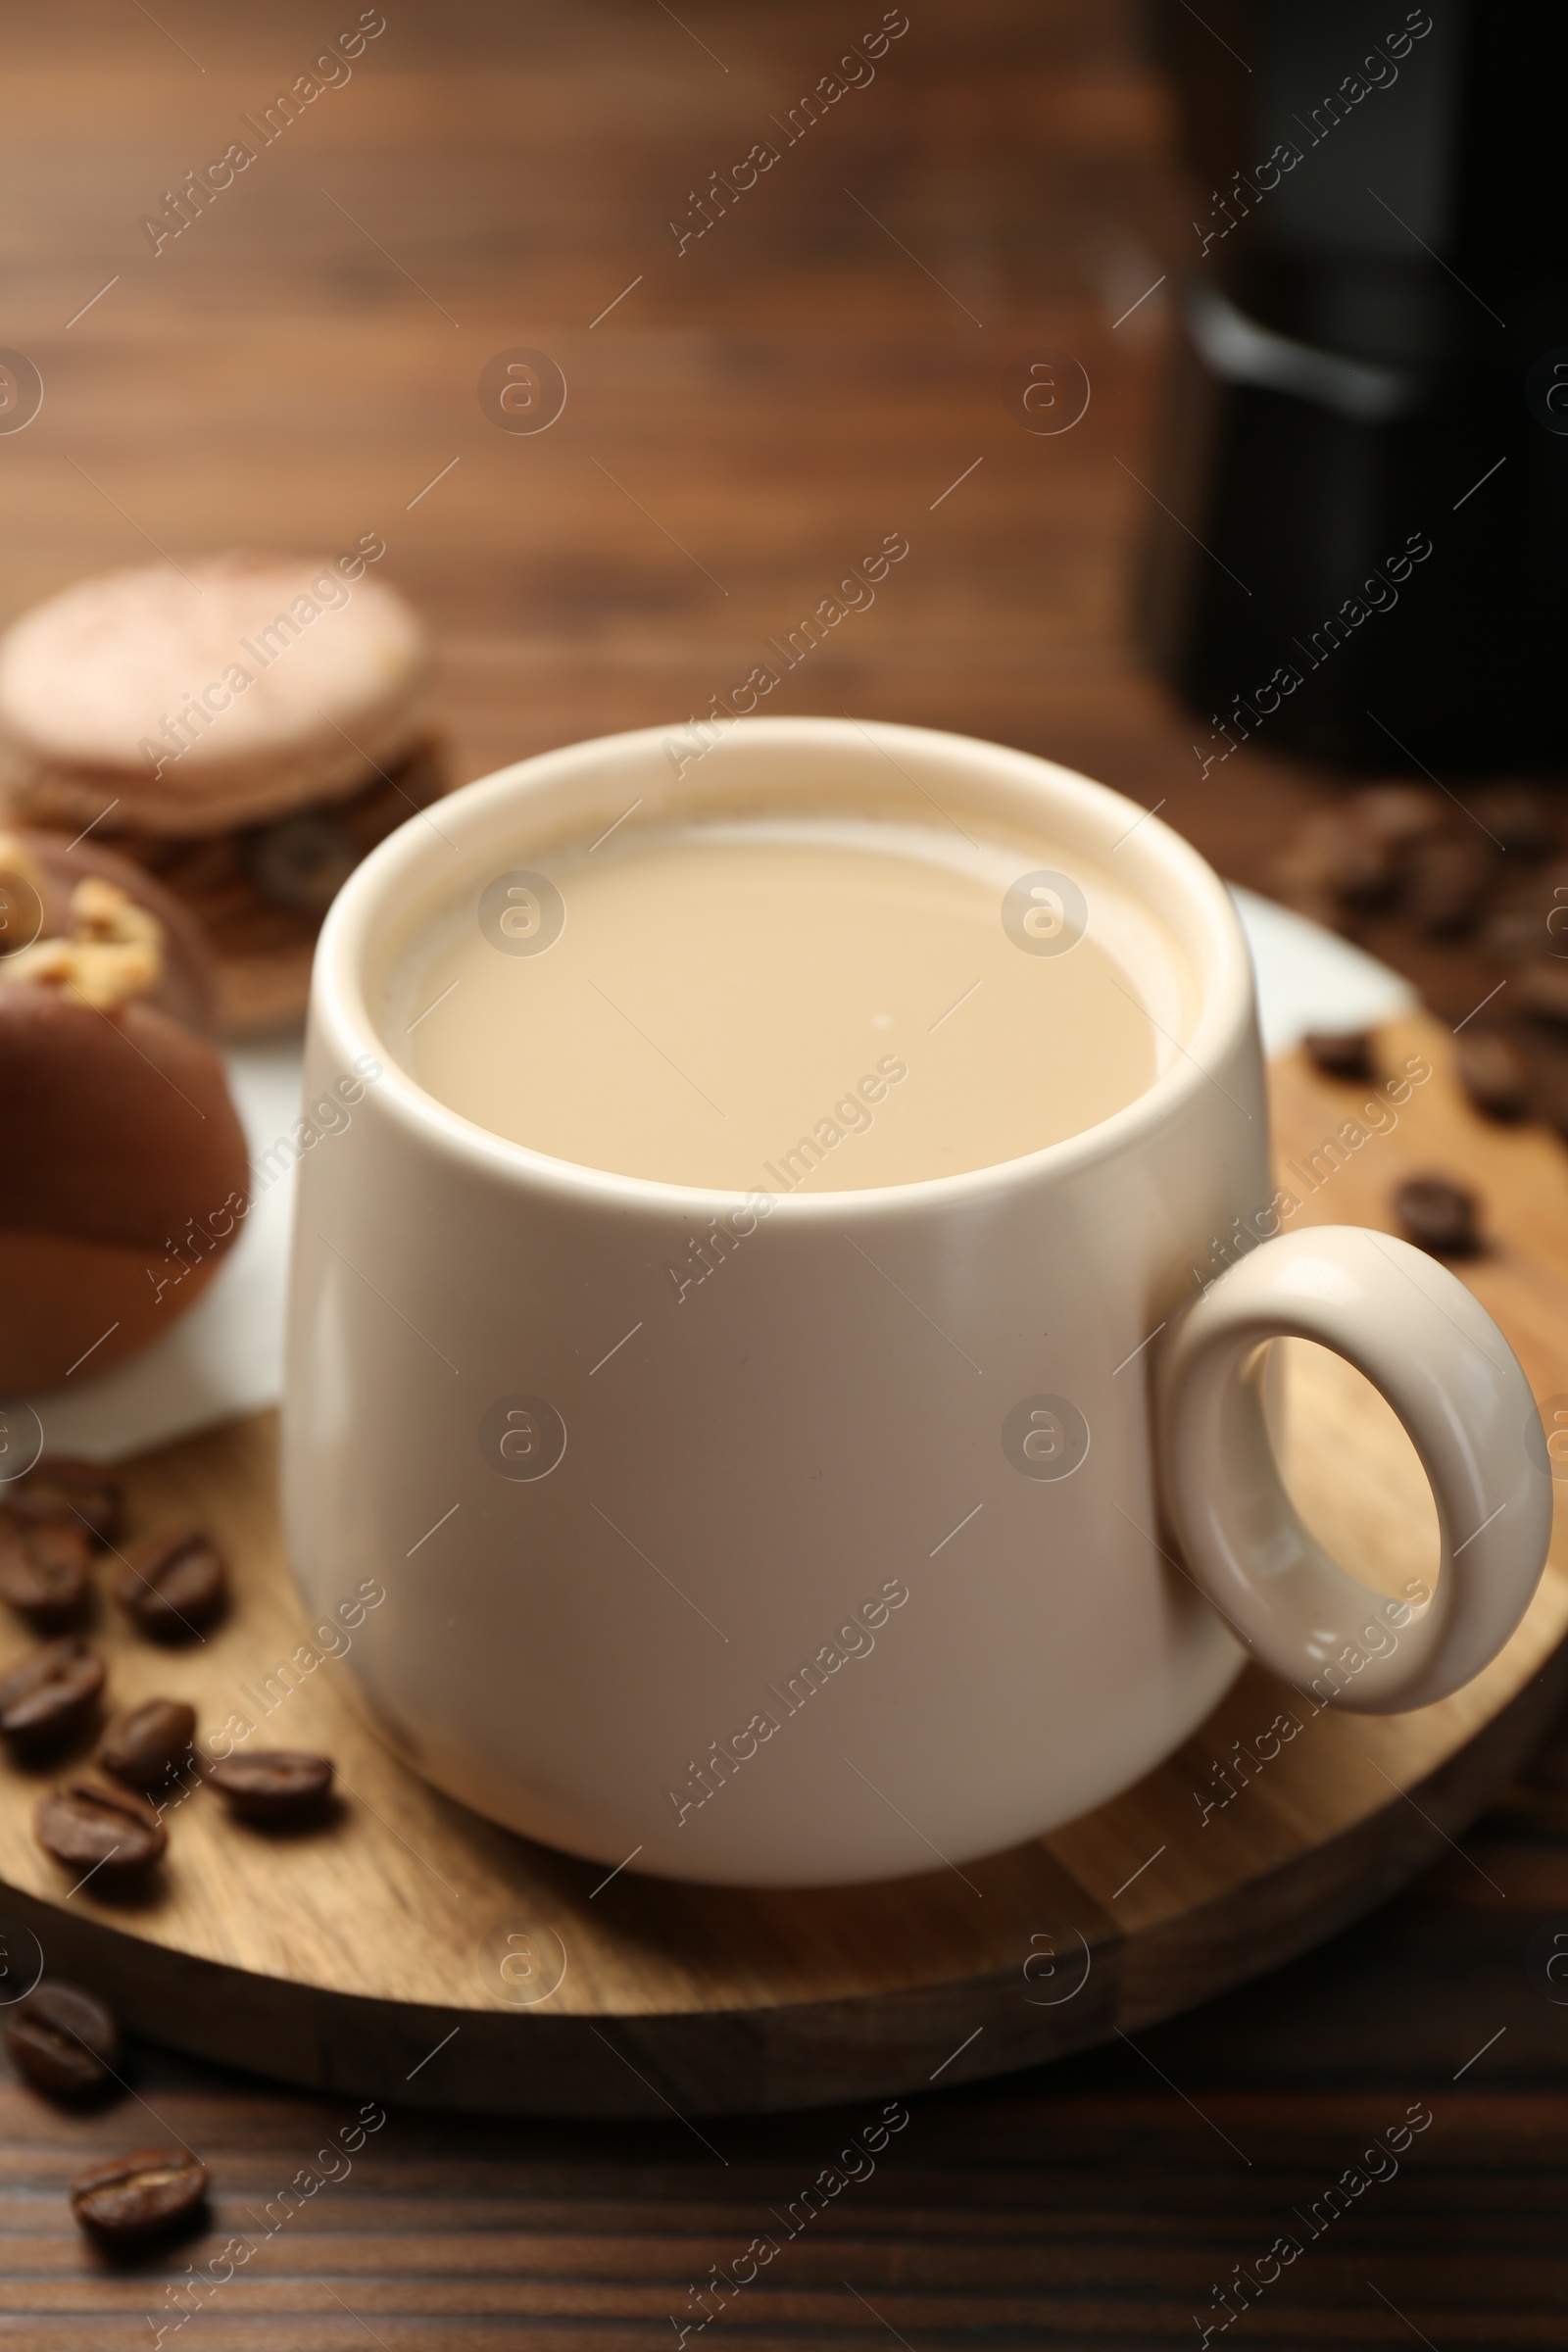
<box><xmin>0</xmin><ymin>1015</ymin><xmax>1560</xmax><ymax>2121</ymax></box>
<box><xmin>0</xmin><ymin>0</ymin><xmax>1314</xmax><ymax>937</ymax></box>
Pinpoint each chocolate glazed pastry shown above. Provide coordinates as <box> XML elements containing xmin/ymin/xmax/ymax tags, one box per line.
<box><xmin>0</xmin><ymin>830</ymin><xmax>249</xmax><ymax>1391</ymax></box>
<box><xmin>11</xmin><ymin>830</ymin><xmax>218</xmax><ymax>1032</ymax></box>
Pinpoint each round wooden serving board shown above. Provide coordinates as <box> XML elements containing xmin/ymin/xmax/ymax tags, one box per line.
<box><xmin>2</xmin><ymin>1011</ymin><xmax>1566</xmax><ymax>2118</ymax></box>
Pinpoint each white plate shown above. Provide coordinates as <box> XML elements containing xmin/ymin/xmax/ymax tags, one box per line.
<box><xmin>20</xmin><ymin>887</ymin><xmax>1415</xmax><ymax>1461</ymax></box>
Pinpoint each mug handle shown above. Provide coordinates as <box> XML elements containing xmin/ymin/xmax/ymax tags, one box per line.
<box><xmin>1156</xmin><ymin>1224</ymin><xmax>1552</xmax><ymax>1713</ymax></box>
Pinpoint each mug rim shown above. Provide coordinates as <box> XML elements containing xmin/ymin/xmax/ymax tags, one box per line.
<box><xmin>311</xmin><ymin>715</ymin><xmax>1256</xmax><ymax>1218</ymax></box>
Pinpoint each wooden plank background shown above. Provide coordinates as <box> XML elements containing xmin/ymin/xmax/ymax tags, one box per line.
<box><xmin>3</xmin><ymin>0</ymin><xmax>1566</xmax><ymax>2342</ymax></box>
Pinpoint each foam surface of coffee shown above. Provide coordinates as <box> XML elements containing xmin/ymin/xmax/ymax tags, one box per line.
<box><xmin>384</xmin><ymin>814</ymin><xmax>1195</xmax><ymax>1192</ymax></box>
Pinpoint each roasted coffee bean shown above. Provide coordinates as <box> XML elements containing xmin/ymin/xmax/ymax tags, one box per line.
<box><xmin>98</xmin><ymin>1698</ymin><xmax>197</xmax><ymax>1792</ymax></box>
<box><xmin>1407</xmin><ymin>834</ymin><xmax>1494</xmax><ymax>936</ymax></box>
<box><xmin>1516</xmin><ymin>960</ymin><xmax>1568</xmax><ymax>1026</ymax></box>
<box><xmin>0</xmin><ymin>1513</ymin><xmax>93</xmax><ymax>1630</ymax></box>
<box><xmin>1303</xmin><ymin>1029</ymin><xmax>1374</xmax><ymax>1081</ymax></box>
<box><xmin>9</xmin><ymin>1457</ymin><xmax>122</xmax><ymax>1545</ymax></box>
<box><xmin>36</xmin><ymin>1782</ymin><xmax>167</xmax><ymax>1881</ymax></box>
<box><xmin>1455</xmin><ymin>1029</ymin><xmax>1531</xmax><ymax>1122</ymax></box>
<box><xmin>1346</xmin><ymin>782</ymin><xmax>1446</xmax><ymax>853</ymax></box>
<box><xmin>116</xmin><ymin>1530</ymin><xmax>227</xmax><ymax>1642</ymax></box>
<box><xmin>1272</xmin><ymin>876</ymin><xmax>1348</xmax><ymax>935</ymax></box>
<box><xmin>208</xmin><ymin>1749</ymin><xmax>333</xmax><ymax>1825</ymax></box>
<box><xmin>0</xmin><ymin>1639</ymin><xmax>104</xmax><ymax>1753</ymax></box>
<box><xmin>243</xmin><ymin>810</ymin><xmax>359</xmax><ymax>916</ymax></box>
<box><xmin>1396</xmin><ymin>1174</ymin><xmax>1481</xmax><ymax>1257</ymax></box>
<box><xmin>1472</xmin><ymin>784</ymin><xmax>1551</xmax><ymax>859</ymax></box>
<box><xmin>4</xmin><ymin>1981</ymin><xmax>121</xmax><ymax>2101</ymax></box>
<box><xmin>71</xmin><ymin>2146</ymin><xmax>207</xmax><ymax>2244</ymax></box>
<box><xmin>1279</xmin><ymin>811</ymin><xmax>1394</xmax><ymax>907</ymax></box>
<box><xmin>1481</xmin><ymin>905</ymin><xmax>1543</xmax><ymax>963</ymax></box>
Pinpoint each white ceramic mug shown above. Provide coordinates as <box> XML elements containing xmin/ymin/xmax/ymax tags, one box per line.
<box><xmin>281</xmin><ymin>718</ymin><xmax>1551</xmax><ymax>1886</ymax></box>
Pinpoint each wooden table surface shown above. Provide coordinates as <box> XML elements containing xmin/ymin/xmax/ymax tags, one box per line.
<box><xmin>4</xmin><ymin>1</ymin><xmax>1567</xmax><ymax>2342</ymax></box>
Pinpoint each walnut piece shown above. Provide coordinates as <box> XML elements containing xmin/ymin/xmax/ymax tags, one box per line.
<box><xmin>1</xmin><ymin>873</ymin><xmax>165</xmax><ymax>1010</ymax></box>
